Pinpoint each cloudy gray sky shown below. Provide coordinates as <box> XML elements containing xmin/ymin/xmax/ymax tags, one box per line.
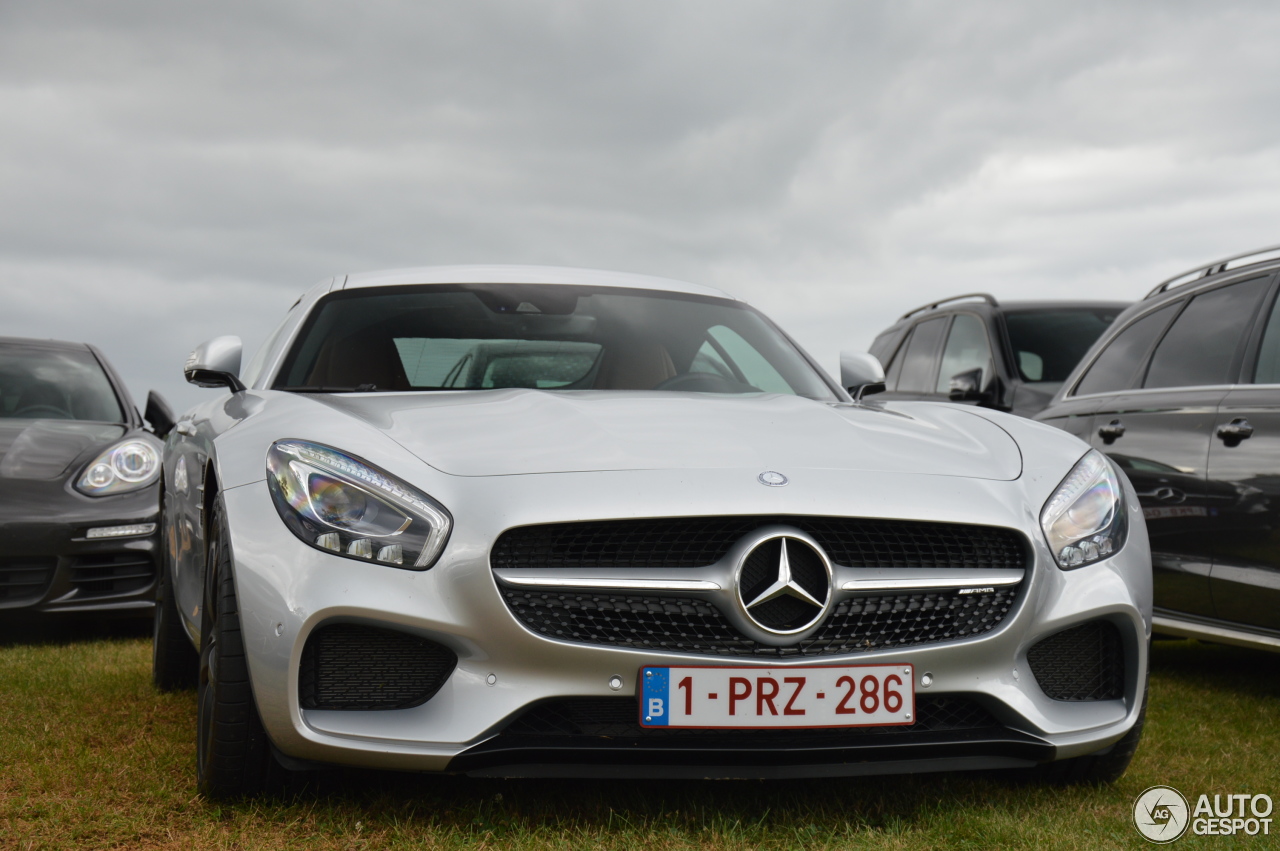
<box><xmin>3</xmin><ymin>1</ymin><xmax>1280</xmax><ymax>412</ymax></box>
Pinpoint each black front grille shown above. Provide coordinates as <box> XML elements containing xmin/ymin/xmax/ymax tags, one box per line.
<box><xmin>504</xmin><ymin>695</ymin><xmax>1002</xmax><ymax>740</ymax></box>
<box><xmin>299</xmin><ymin>623</ymin><xmax>458</xmax><ymax>710</ymax></box>
<box><xmin>501</xmin><ymin>586</ymin><xmax>1018</xmax><ymax>657</ymax></box>
<box><xmin>67</xmin><ymin>553</ymin><xmax>155</xmax><ymax>599</ymax></box>
<box><xmin>0</xmin><ymin>557</ymin><xmax>56</xmax><ymax>603</ymax></box>
<box><xmin>1027</xmin><ymin>621</ymin><xmax>1125</xmax><ymax>701</ymax></box>
<box><xmin>492</xmin><ymin>516</ymin><xmax>1028</xmax><ymax>570</ymax></box>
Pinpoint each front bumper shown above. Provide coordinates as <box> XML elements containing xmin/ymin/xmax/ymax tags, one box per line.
<box><xmin>222</xmin><ymin>466</ymin><xmax>1150</xmax><ymax>777</ymax></box>
<box><xmin>0</xmin><ymin>484</ymin><xmax>158</xmax><ymax>617</ymax></box>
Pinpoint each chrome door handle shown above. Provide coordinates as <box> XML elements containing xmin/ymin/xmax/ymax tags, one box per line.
<box><xmin>1216</xmin><ymin>418</ymin><xmax>1254</xmax><ymax>445</ymax></box>
<box><xmin>1097</xmin><ymin>419</ymin><xmax>1125</xmax><ymax>444</ymax></box>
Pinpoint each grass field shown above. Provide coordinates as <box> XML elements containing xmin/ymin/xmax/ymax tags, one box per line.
<box><xmin>1</xmin><ymin>622</ymin><xmax>1277</xmax><ymax>850</ymax></box>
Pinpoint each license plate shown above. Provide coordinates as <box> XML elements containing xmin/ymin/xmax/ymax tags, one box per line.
<box><xmin>638</xmin><ymin>664</ymin><xmax>915</xmax><ymax>729</ymax></box>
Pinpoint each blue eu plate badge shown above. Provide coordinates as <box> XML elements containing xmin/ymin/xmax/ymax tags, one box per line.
<box><xmin>640</xmin><ymin>666</ymin><xmax>670</xmax><ymax>726</ymax></box>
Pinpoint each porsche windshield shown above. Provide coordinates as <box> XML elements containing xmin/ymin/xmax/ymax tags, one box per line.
<box><xmin>0</xmin><ymin>343</ymin><xmax>124</xmax><ymax>422</ymax></box>
<box><xmin>275</xmin><ymin>284</ymin><xmax>837</xmax><ymax>400</ymax></box>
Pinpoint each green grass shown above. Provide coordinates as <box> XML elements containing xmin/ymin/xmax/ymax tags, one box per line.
<box><xmin>1</xmin><ymin>624</ymin><xmax>1278</xmax><ymax>850</ymax></box>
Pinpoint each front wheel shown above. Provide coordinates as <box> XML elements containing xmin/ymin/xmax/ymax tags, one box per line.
<box><xmin>1022</xmin><ymin>686</ymin><xmax>1147</xmax><ymax>785</ymax></box>
<box><xmin>196</xmin><ymin>498</ymin><xmax>291</xmax><ymax>799</ymax></box>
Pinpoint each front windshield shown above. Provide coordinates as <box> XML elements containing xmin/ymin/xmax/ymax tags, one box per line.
<box><xmin>0</xmin><ymin>344</ymin><xmax>124</xmax><ymax>422</ymax></box>
<box><xmin>1004</xmin><ymin>307</ymin><xmax>1123</xmax><ymax>383</ymax></box>
<box><xmin>274</xmin><ymin>284</ymin><xmax>837</xmax><ymax>400</ymax></box>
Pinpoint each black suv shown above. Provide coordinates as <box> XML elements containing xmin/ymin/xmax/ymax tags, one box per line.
<box><xmin>1036</xmin><ymin>244</ymin><xmax>1280</xmax><ymax>651</ymax></box>
<box><xmin>867</xmin><ymin>295</ymin><xmax>1126</xmax><ymax>417</ymax></box>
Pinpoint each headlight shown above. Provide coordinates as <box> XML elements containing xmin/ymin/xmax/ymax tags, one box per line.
<box><xmin>76</xmin><ymin>438</ymin><xmax>162</xmax><ymax>496</ymax></box>
<box><xmin>1040</xmin><ymin>449</ymin><xmax>1128</xmax><ymax>569</ymax></box>
<box><xmin>266</xmin><ymin>440</ymin><xmax>452</xmax><ymax>569</ymax></box>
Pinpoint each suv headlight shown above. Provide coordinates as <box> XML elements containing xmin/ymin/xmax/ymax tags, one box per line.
<box><xmin>76</xmin><ymin>438</ymin><xmax>162</xmax><ymax>496</ymax></box>
<box><xmin>266</xmin><ymin>440</ymin><xmax>452</xmax><ymax>569</ymax></box>
<box><xmin>1040</xmin><ymin>449</ymin><xmax>1128</xmax><ymax>569</ymax></box>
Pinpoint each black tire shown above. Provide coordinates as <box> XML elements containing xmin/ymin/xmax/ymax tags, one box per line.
<box><xmin>153</xmin><ymin>561</ymin><xmax>199</xmax><ymax>691</ymax></box>
<box><xmin>196</xmin><ymin>498</ymin><xmax>291</xmax><ymax>799</ymax></box>
<box><xmin>153</xmin><ymin>492</ymin><xmax>199</xmax><ymax>691</ymax></box>
<box><xmin>1022</xmin><ymin>686</ymin><xmax>1147</xmax><ymax>785</ymax></box>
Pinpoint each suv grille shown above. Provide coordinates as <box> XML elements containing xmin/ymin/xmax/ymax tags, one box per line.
<box><xmin>299</xmin><ymin>623</ymin><xmax>457</xmax><ymax>710</ymax></box>
<box><xmin>504</xmin><ymin>695</ymin><xmax>1002</xmax><ymax>739</ymax></box>
<box><xmin>500</xmin><ymin>586</ymin><xmax>1018</xmax><ymax>657</ymax></box>
<box><xmin>1027</xmin><ymin>621</ymin><xmax>1124</xmax><ymax>701</ymax></box>
<box><xmin>0</xmin><ymin>557</ymin><xmax>56</xmax><ymax>604</ymax></box>
<box><xmin>492</xmin><ymin>516</ymin><xmax>1028</xmax><ymax>570</ymax></box>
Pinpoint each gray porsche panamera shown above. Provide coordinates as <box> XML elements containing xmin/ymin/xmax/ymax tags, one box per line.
<box><xmin>151</xmin><ymin>265</ymin><xmax>1152</xmax><ymax>798</ymax></box>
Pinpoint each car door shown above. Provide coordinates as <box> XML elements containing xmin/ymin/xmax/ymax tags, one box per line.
<box><xmin>1086</xmin><ymin>276</ymin><xmax>1272</xmax><ymax>619</ymax></box>
<box><xmin>1206</xmin><ymin>274</ymin><xmax>1280</xmax><ymax>630</ymax></box>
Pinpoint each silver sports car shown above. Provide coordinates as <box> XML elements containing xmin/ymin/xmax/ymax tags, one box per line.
<box><xmin>152</xmin><ymin>265</ymin><xmax>1151</xmax><ymax>798</ymax></box>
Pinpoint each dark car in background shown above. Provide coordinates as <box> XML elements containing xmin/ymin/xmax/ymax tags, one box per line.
<box><xmin>0</xmin><ymin>336</ymin><xmax>172</xmax><ymax>619</ymax></box>
<box><xmin>1036</xmin><ymin>244</ymin><xmax>1280</xmax><ymax>651</ymax></box>
<box><xmin>868</xmin><ymin>295</ymin><xmax>1127</xmax><ymax>417</ymax></box>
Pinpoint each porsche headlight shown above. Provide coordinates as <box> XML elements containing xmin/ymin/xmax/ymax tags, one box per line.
<box><xmin>76</xmin><ymin>438</ymin><xmax>162</xmax><ymax>496</ymax></box>
<box><xmin>266</xmin><ymin>440</ymin><xmax>451</xmax><ymax>569</ymax></box>
<box><xmin>1040</xmin><ymin>449</ymin><xmax>1128</xmax><ymax>569</ymax></box>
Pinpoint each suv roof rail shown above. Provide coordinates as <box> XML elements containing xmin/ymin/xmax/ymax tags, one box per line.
<box><xmin>1145</xmin><ymin>243</ymin><xmax>1280</xmax><ymax>300</ymax></box>
<box><xmin>899</xmin><ymin>293</ymin><xmax>998</xmax><ymax>321</ymax></box>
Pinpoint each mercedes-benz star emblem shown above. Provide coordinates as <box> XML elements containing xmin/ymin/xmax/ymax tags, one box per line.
<box><xmin>757</xmin><ymin>471</ymin><xmax>788</xmax><ymax>487</ymax></box>
<box><xmin>736</xmin><ymin>534</ymin><xmax>832</xmax><ymax>635</ymax></box>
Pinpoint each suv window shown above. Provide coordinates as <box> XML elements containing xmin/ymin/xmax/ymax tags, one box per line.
<box><xmin>1074</xmin><ymin>303</ymin><xmax>1179</xmax><ymax>396</ymax></box>
<box><xmin>1004</xmin><ymin>308</ymin><xmax>1122</xmax><ymax>383</ymax></box>
<box><xmin>1254</xmin><ymin>291</ymin><xmax>1280</xmax><ymax>384</ymax></box>
<box><xmin>895</xmin><ymin>317</ymin><xmax>948</xmax><ymax>393</ymax></box>
<box><xmin>935</xmin><ymin>314</ymin><xmax>991</xmax><ymax>392</ymax></box>
<box><xmin>1144</xmin><ymin>276</ymin><xmax>1270</xmax><ymax>389</ymax></box>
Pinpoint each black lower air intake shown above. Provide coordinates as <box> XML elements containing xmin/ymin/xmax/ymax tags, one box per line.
<box><xmin>1027</xmin><ymin>620</ymin><xmax>1124</xmax><ymax>701</ymax></box>
<box><xmin>299</xmin><ymin>623</ymin><xmax>457</xmax><ymax>710</ymax></box>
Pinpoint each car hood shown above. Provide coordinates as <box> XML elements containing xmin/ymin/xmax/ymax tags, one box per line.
<box><xmin>0</xmin><ymin>420</ymin><xmax>126</xmax><ymax>480</ymax></box>
<box><xmin>312</xmin><ymin>391</ymin><xmax>1022</xmax><ymax>480</ymax></box>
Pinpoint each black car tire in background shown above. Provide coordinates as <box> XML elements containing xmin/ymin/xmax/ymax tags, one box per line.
<box><xmin>152</xmin><ymin>485</ymin><xmax>198</xmax><ymax>691</ymax></box>
<box><xmin>196</xmin><ymin>498</ymin><xmax>293</xmax><ymax>799</ymax></box>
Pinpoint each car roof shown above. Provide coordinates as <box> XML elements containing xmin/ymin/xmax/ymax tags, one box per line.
<box><xmin>0</xmin><ymin>336</ymin><xmax>93</xmax><ymax>352</ymax></box>
<box><xmin>996</xmin><ymin>300</ymin><xmax>1130</xmax><ymax>312</ymax></box>
<box><xmin>336</xmin><ymin>264</ymin><xmax>736</xmax><ymax>300</ymax></box>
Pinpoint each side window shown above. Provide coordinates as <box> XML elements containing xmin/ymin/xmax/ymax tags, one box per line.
<box><xmin>1254</xmin><ymin>289</ymin><xmax>1280</xmax><ymax>384</ymax></box>
<box><xmin>935</xmin><ymin>315</ymin><xmax>992</xmax><ymax>393</ymax></box>
<box><xmin>1144</xmin><ymin>276</ymin><xmax>1271</xmax><ymax>389</ymax></box>
<box><xmin>895</xmin><ymin>317</ymin><xmax>948</xmax><ymax>393</ymax></box>
<box><xmin>1074</xmin><ymin>303</ymin><xmax>1179</xmax><ymax>396</ymax></box>
<box><xmin>882</xmin><ymin>333</ymin><xmax>909</xmax><ymax>390</ymax></box>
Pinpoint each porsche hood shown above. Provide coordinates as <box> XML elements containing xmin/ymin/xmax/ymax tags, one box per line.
<box><xmin>0</xmin><ymin>420</ymin><xmax>125</xmax><ymax>481</ymax></box>
<box><xmin>310</xmin><ymin>391</ymin><xmax>1022</xmax><ymax>480</ymax></box>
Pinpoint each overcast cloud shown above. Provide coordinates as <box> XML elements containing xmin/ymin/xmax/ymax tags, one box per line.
<box><xmin>3</xmin><ymin>1</ymin><xmax>1280</xmax><ymax>412</ymax></box>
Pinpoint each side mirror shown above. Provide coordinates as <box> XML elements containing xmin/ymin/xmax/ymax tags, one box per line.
<box><xmin>839</xmin><ymin>351</ymin><xmax>886</xmax><ymax>401</ymax></box>
<box><xmin>185</xmin><ymin>336</ymin><xmax>245</xmax><ymax>393</ymax></box>
<box><xmin>144</xmin><ymin>390</ymin><xmax>176</xmax><ymax>438</ymax></box>
<box><xmin>948</xmin><ymin>368</ymin><xmax>985</xmax><ymax>402</ymax></box>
